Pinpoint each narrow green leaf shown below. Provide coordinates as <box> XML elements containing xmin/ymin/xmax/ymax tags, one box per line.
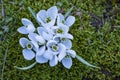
<box><xmin>14</xmin><ymin>62</ymin><xmax>37</xmax><ymax>70</ymax></box>
<box><xmin>64</xmin><ymin>6</ymin><xmax>74</xmax><ymax>18</ymax></box>
<box><xmin>28</xmin><ymin>7</ymin><xmax>41</xmax><ymax>26</ymax></box>
<box><xmin>76</xmin><ymin>54</ymin><xmax>100</xmax><ymax>68</ymax></box>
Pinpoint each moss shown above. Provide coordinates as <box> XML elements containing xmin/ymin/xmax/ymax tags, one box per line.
<box><xmin>1</xmin><ymin>0</ymin><xmax>120</xmax><ymax>80</ymax></box>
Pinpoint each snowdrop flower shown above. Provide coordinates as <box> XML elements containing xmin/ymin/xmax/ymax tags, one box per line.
<box><xmin>57</xmin><ymin>13</ymin><xmax>75</xmax><ymax>27</ymax></box>
<box><xmin>28</xmin><ymin>33</ymin><xmax>48</xmax><ymax>63</ymax></box>
<box><xmin>53</xmin><ymin>34</ymin><xmax>73</xmax><ymax>49</ymax></box>
<box><xmin>43</xmin><ymin>40</ymin><xmax>66</xmax><ymax>66</ymax></box>
<box><xmin>52</xmin><ymin>24</ymin><xmax>69</xmax><ymax>36</ymax></box>
<box><xmin>19</xmin><ymin>37</ymin><xmax>35</xmax><ymax>60</ymax></box>
<box><xmin>18</xmin><ymin>18</ymin><xmax>35</xmax><ymax>34</ymax></box>
<box><xmin>62</xmin><ymin>50</ymin><xmax>76</xmax><ymax>69</ymax></box>
<box><xmin>36</xmin><ymin>46</ymin><xmax>49</xmax><ymax>64</ymax></box>
<box><xmin>37</xmin><ymin>6</ymin><xmax>58</xmax><ymax>28</ymax></box>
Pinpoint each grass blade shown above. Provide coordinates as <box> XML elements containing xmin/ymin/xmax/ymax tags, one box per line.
<box><xmin>1</xmin><ymin>46</ymin><xmax>8</xmax><ymax>80</ymax></box>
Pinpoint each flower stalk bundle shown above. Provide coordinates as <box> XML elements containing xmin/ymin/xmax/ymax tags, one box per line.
<box><xmin>16</xmin><ymin>6</ymin><xmax>99</xmax><ymax>70</ymax></box>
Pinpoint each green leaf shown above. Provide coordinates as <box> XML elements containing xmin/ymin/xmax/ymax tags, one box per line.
<box><xmin>64</xmin><ymin>6</ymin><xmax>74</xmax><ymax>18</ymax></box>
<box><xmin>76</xmin><ymin>54</ymin><xmax>100</xmax><ymax>68</ymax></box>
<box><xmin>28</xmin><ymin>7</ymin><xmax>41</xmax><ymax>26</ymax></box>
<box><xmin>14</xmin><ymin>62</ymin><xmax>37</xmax><ymax>70</ymax></box>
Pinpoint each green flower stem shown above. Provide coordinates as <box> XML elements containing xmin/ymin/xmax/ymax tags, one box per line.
<box><xmin>28</xmin><ymin>7</ymin><xmax>41</xmax><ymax>26</ymax></box>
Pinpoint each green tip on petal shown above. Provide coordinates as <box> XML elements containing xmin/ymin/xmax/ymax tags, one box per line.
<box><xmin>76</xmin><ymin>54</ymin><xmax>100</xmax><ymax>68</ymax></box>
<box><xmin>14</xmin><ymin>62</ymin><xmax>37</xmax><ymax>70</ymax></box>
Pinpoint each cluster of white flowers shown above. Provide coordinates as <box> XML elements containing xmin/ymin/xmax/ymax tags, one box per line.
<box><xmin>17</xmin><ymin>6</ymin><xmax>76</xmax><ymax>69</ymax></box>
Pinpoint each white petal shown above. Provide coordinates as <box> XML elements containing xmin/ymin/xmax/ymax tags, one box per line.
<box><xmin>47</xmin><ymin>6</ymin><xmax>58</xmax><ymax>19</ymax></box>
<box><xmin>28</xmin><ymin>33</ymin><xmax>38</xmax><ymax>41</ymax></box>
<box><xmin>50</xmin><ymin>26</ymin><xmax>59</xmax><ymax>30</ymax></box>
<box><xmin>21</xmin><ymin>18</ymin><xmax>33</xmax><ymax>26</ymax></box>
<box><xmin>31</xmin><ymin>40</ymin><xmax>39</xmax><ymax>51</ymax></box>
<box><xmin>19</xmin><ymin>37</ymin><xmax>29</xmax><ymax>48</ymax></box>
<box><xmin>62</xmin><ymin>39</ymin><xmax>72</xmax><ymax>49</ymax></box>
<box><xmin>43</xmin><ymin>50</ymin><xmax>53</xmax><ymax>60</ymax></box>
<box><xmin>53</xmin><ymin>35</ymin><xmax>61</xmax><ymax>43</ymax></box>
<box><xmin>42</xmin><ymin>32</ymin><xmax>53</xmax><ymax>40</ymax></box>
<box><xmin>65</xmin><ymin>16</ymin><xmax>75</xmax><ymax>27</ymax></box>
<box><xmin>67</xmin><ymin>50</ymin><xmax>76</xmax><ymax>58</ymax></box>
<box><xmin>36</xmin><ymin>46</ymin><xmax>45</xmax><ymax>56</ymax></box>
<box><xmin>62</xmin><ymin>57</ymin><xmax>72</xmax><ymax>69</ymax></box>
<box><xmin>46</xmin><ymin>40</ymin><xmax>57</xmax><ymax>47</ymax></box>
<box><xmin>22</xmin><ymin>49</ymin><xmax>35</xmax><ymax>60</ymax></box>
<box><xmin>58</xmin><ymin>44</ymin><xmax>66</xmax><ymax>61</ymax></box>
<box><xmin>36</xmin><ymin>55</ymin><xmax>48</xmax><ymax>63</ymax></box>
<box><xmin>49</xmin><ymin>56</ymin><xmax>58</xmax><ymax>66</ymax></box>
<box><xmin>37</xmin><ymin>10</ymin><xmax>47</xmax><ymax>24</ymax></box>
<box><xmin>62</xmin><ymin>33</ymin><xmax>73</xmax><ymax>40</ymax></box>
<box><xmin>37</xmin><ymin>27</ymin><xmax>47</xmax><ymax>35</ymax></box>
<box><xmin>27</xmin><ymin>24</ymin><xmax>35</xmax><ymax>33</ymax></box>
<box><xmin>17</xmin><ymin>26</ymin><xmax>28</xmax><ymax>34</ymax></box>
<box><xmin>35</xmin><ymin>35</ymin><xmax>45</xmax><ymax>44</ymax></box>
<box><xmin>45</xmin><ymin>27</ymin><xmax>55</xmax><ymax>35</ymax></box>
<box><xmin>37</xmin><ymin>10</ymin><xmax>47</xmax><ymax>21</ymax></box>
<box><xmin>57</xmin><ymin>13</ymin><xmax>65</xmax><ymax>25</ymax></box>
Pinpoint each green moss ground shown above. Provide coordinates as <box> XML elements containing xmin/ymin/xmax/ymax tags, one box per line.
<box><xmin>0</xmin><ymin>0</ymin><xmax>120</xmax><ymax>80</ymax></box>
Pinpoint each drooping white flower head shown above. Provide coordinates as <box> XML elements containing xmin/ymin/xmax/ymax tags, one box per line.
<box><xmin>37</xmin><ymin>6</ymin><xmax>58</xmax><ymax>28</ymax></box>
<box><xmin>62</xmin><ymin>49</ymin><xmax>76</xmax><ymax>69</ymax></box>
<box><xmin>28</xmin><ymin>33</ymin><xmax>48</xmax><ymax>64</ymax></box>
<box><xmin>19</xmin><ymin>37</ymin><xmax>35</xmax><ymax>60</ymax></box>
<box><xmin>17</xmin><ymin>18</ymin><xmax>35</xmax><ymax>34</ymax></box>
<box><xmin>57</xmin><ymin>13</ymin><xmax>75</xmax><ymax>27</ymax></box>
<box><xmin>43</xmin><ymin>40</ymin><xmax>66</xmax><ymax>66</ymax></box>
<box><xmin>35</xmin><ymin>46</ymin><xmax>48</xmax><ymax>64</ymax></box>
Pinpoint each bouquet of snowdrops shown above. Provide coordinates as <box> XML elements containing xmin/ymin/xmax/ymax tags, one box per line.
<box><xmin>16</xmin><ymin>6</ymin><xmax>98</xmax><ymax>70</ymax></box>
